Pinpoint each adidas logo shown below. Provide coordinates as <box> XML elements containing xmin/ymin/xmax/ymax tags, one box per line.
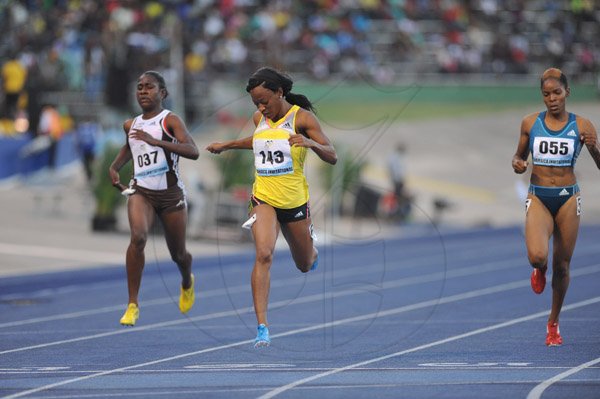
<box><xmin>294</xmin><ymin>211</ymin><xmax>304</xmax><ymax>218</ymax></box>
<box><xmin>567</xmin><ymin>130</ymin><xmax>577</xmax><ymax>137</ymax></box>
<box><xmin>558</xmin><ymin>189</ymin><xmax>569</xmax><ymax>196</ymax></box>
<box><xmin>281</xmin><ymin>122</ymin><xmax>292</xmax><ymax>129</ymax></box>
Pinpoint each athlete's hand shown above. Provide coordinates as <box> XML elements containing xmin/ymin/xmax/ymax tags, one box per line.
<box><xmin>206</xmin><ymin>142</ymin><xmax>227</xmax><ymax>154</ymax></box>
<box><xmin>129</xmin><ymin>129</ymin><xmax>157</xmax><ymax>145</ymax></box>
<box><xmin>581</xmin><ymin>131</ymin><xmax>597</xmax><ymax>147</ymax></box>
<box><xmin>109</xmin><ymin>168</ymin><xmax>121</xmax><ymax>188</ymax></box>
<box><xmin>512</xmin><ymin>157</ymin><xmax>528</xmax><ymax>174</ymax></box>
<box><xmin>289</xmin><ymin>134</ymin><xmax>312</xmax><ymax>148</ymax></box>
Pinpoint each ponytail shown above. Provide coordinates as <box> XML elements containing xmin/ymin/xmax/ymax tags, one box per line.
<box><xmin>284</xmin><ymin>92</ymin><xmax>314</xmax><ymax>113</ymax></box>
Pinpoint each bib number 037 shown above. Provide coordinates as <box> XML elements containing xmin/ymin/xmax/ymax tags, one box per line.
<box><xmin>137</xmin><ymin>151</ymin><xmax>158</xmax><ymax>167</ymax></box>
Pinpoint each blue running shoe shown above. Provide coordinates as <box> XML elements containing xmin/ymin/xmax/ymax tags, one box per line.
<box><xmin>310</xmin><ymin>255</ymin><xmax>319</xmax><ymax>271</ymax></box>
<box><xmin>254</xmin><ymin>324</ymin><xmax>270</xmax><ymax>348</ymax></box>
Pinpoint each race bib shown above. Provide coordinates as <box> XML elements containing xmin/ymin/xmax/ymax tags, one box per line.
<box><xmin>133</xmin><ymin>144</ymin><xmax>169</xmax><ymax>178</ymax></box>
<box><xmin>532</xmin><ymin>137</ymin><xmax>574</xmax><ymax>166</ymax></box>
<box><xmin>254</xmin><ymin>138</ymin><xmax>294</xmax><ymax>176</ymax></box>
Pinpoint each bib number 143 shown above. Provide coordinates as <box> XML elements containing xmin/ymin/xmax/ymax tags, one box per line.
<box><xmin>259</xmin><ymin>150</ymin><xmax>284</xmax><ymax>165</ymax></box>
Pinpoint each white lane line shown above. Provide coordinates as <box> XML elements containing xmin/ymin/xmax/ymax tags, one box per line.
<box><xmin>0</xmin><ymin>242</ymin><xmax>529</xmax><ymax>328</ymax></box>
<box><xmin>0</xmin><ymin>257</ymin><xmax>530</xmax><ymax>354</ymax></box>
<box><xmin>0</xmin><ymin>228</ymin><xmax>569</xmax><ymax>323</ymax></box>
<box><xmin>2</xmin><ymin>262</ymin><xmax>599</xmax><ymax>356</ymax></box>
<box><xmin>0</xmin><ymin>266</ymin><xmax>598</xmax><ymax>399</ymax></box>
<box><xmin>4</xmin><ymin>293</ymin><xmax>599</xmax><ymax>399</ymax></box>
<box><xmin>0</xmin><ymin>337</ymin><xmax>253</xmax><ymax>399</ymax></box>
<box><xmin>0</xmin><ymin>298</ymin><xmax>172</xmax><ymax>329</ymax></box>
<box><xmin>526</xmin><ymin>356</ymin><xmax>600</xmax><ymax>399</ymax></box>
<box><xmin>0</xmin><ymin>243</ymin><xmax>123</xmax><ymax>264</ymax></box>
<box><xmin>258</xmin><ymin>296</ymin><xmax>600</xmax><ymax>399</ymax></box>
<box><xmin>3</xmin><ymin>366</ymin><xmax>598</xmax><ymax>375</ymax></box>
<box><xmin>5</xmin><ymin>381</ymin><xmax>600</xmax><ymax>399</ymax></box>
<box><xmin>0</xmin><ymin>232</ymin><xmax>446</xmax><ymax>302</ymax></box>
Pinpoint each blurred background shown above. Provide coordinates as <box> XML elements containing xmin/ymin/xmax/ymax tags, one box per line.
<box><xmin>1</xmin><ymin>0</ymin><xmax>599</xmax><ymax>275</ymax></box>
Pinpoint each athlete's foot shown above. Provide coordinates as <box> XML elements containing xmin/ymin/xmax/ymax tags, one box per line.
<box><xmin>530</xmin><ymin>267</ymin><xmax>547</xmax><ymax>294</ymax></box>
<box><xmin>546</xmin><ymin>321</ymin><xmax>562</xmax><ymax>346</ymax></box>
<box><xmin>179</xmin><ymin>273</ymin><xmax>195</xmax><ymax>314</ymax></box>
<box><xmin>254</xmin><ymin>324</ymin><xmax>270</xmax><ymax>348</ymax></box>
<box><xmin>119</xmin><ymin>303</ymin><xmax>139</xmax><ymax>326</ymax></box>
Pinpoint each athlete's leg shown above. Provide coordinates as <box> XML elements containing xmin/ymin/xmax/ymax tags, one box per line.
<box><xmin>250</xmin><ymin>204</ymin><xmax>279</xmax><ymax>326</ymax></box>
<box><xmin>160</xmin><ymin>207</ymin><xmax>195</xmax><ymax>314</ymax></box>
<box><xmin>281</xmin><ymin>216</ymin><xmax>318</xmax><ymax>273</ymax></box>
<box><xmin>159</xmin><ymin>207</ymin><xmax>193</xmax><ymax>289</ymax></box>
<box><xmin>525</xmin><ymin>195</ymin><xmax>554</xmax><ymax>272</ymax></box>
<box><xmin>548</xmin><ymin>195</ymin><xmax>580</xmax><ymax>324</ymax></box>
<box><xmin>125</xmin><ymin>194</ymin><xmax>155</xmax><ymax>305</ymax></box>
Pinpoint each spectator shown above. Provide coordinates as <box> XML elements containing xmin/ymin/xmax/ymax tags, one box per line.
<box><xmin>1</xmin><ymin>52</ymin><xmax>27</xmax><ymax>121</ymax></box>
<box><xmin>76</xmin><ymin>118</ymin><xmax>102</xmax><ymax>183</ymax></box>
<box><xmin>37</xmin><ymin>104</ymin><xmax>64</xmax><ymax>169</ymax></box>
<box><xmin>0</xmin><ymin>0</ymin><xmax>598</xmax><ymax>129</ymax></box>
<box><xmin>387</xmin><ymin>142</ymin><xmax>411</xmax><ymax>220</ymax></box>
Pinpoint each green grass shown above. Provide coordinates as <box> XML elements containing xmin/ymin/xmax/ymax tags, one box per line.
<box><xmin>315</xmin><ymin>101</ymin><xmax>520</xmax><ymax>124</ymax></box>
<box><xmin>294</xmin><ymin>83</ymin><xmax>598</xmax><ymax>124</ymax></box>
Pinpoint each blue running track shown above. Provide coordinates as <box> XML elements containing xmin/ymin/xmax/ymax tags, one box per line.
<box><xmin>1</xmin><ymin>225</ymin><xmax>599</xmax><ymax>398</ymax></box>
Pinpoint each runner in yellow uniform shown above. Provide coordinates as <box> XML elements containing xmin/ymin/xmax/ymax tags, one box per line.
<box><xmin>207</xmin><ymin>67</ymin><xmax>337</xmax><ymax>347</ymax></box>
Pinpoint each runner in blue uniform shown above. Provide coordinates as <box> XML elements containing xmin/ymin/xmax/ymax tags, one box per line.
<box><xmin>512</xmin><ymin>68</ymin><xmax>600</xmax><ymax>346</ymax></box>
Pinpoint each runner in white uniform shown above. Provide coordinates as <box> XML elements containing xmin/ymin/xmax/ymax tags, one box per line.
<box><xmin>109</xmin><ymin>71</ymin><xmax>200</xmax><ymax>326</ymax></box>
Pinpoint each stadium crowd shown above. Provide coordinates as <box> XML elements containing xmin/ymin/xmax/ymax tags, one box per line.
<box><xmin>0</xmin><ymin>0</ymin><xmax>598</xmax><ymax>133</ymax></box>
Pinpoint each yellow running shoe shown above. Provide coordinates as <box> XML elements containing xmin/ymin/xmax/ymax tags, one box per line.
<box><xmin>119</xmin><ymin>303</ymin><xmax>139</xmax><ymax>326</ymax></box>
<box><xmin>179</xmin><ymin>273</ymin><xmax>195</xmax><ymax>314</ymax></box>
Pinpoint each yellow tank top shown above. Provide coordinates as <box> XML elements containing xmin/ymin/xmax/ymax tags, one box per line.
<box><xmin>252</xmin><ymin>105</ymin><xmax>309</xmax><ymax>209</ymax></box>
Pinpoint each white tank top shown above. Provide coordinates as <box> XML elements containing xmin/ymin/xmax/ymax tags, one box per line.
<box><xmin>128</xmin><ymin>109</ymin><xmax>183</xmax><ymax>191</ymax></box>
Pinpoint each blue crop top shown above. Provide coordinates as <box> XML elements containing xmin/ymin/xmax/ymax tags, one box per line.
<box><xmin>529</xmin><ymin>111</ymin><xmax>582</xmax><ymax>167</ymax></box>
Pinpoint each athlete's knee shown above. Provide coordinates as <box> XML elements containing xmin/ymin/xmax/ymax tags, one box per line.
<box><xmin>296</xmin><ymin>263</ymin><xmax>311</xmax><ymax>273</ymax></box>
<box><xmin>527</xmin><ymin>250</ymin><xmax>547</xmax><ymax>269</ymax></box>
<box><xmin>129</xmin><ymin>232</ymin><xmax>147</xmax><ymax>251</ymax></box>
<box><xmin>552</xmin><ymin>261</ymin><xmax>570</xmax><ymax>279</ymax></box>
<box><xmin>295</xmin><ymin>257</ymin><xmax>315</xmax><ymax>273</ymax></box>
<box><xmin>295</xmin><ymin>250</ymin><xmax>317</xmax><ymax>273</ymax></box>
<box><xmin>255</xmin><ymin>248</ymin><xmax>274</xmax><ymax>267</ymax></box>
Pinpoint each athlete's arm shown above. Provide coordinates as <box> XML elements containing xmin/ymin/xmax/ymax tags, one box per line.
<box><xmin>206</xmin><ymin>112</ymin><xmax>259</xmax><ymax>154</ymax></box>
<box><xmin>109</xmin><ymin>120</ymin><xmax>134</xmax><ymax>191</ymax></box>
<box><xmin>578</xmin><ymin>117</ymin><xmax>600</xmax><ymax>169</ymax></box>
<box><xmin>206</xmin><ymin>136</ymin><xmax>253</xmax><ymax>154</ymax></box>
<box><xmin>512</xmin><ymin>114</ymin><xmax>535</xmax><ymax>174</ymax></box>
<box><xmin>291</xmin><ymin>109</ymin><xmax>337</xmax><ymax>165</ymax></box>
<box><xmin>128</xmin><ymin>113</ymin><xmax>199</xmax><ymax>160</ymax></box>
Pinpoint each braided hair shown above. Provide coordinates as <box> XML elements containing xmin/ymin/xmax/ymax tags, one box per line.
<box><xmin>246</xmin><ymin>67</ymin><xmax>315</xmax><ymax>112</ymax></box>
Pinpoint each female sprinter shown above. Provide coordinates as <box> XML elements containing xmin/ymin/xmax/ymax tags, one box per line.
<box><xmin>512</xmin><ymin>68</ymin><xmax>600</xmax><ymax>346</ymax></box>
<box><xmin>109</xmin><ymin>71</ymin><xmax>199</xmax><ymax>326</ymax></box>
<box><xmin>206</xmin><ymin>67</ymin><xmax>337</xmax><ymax>347</ymax></box>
